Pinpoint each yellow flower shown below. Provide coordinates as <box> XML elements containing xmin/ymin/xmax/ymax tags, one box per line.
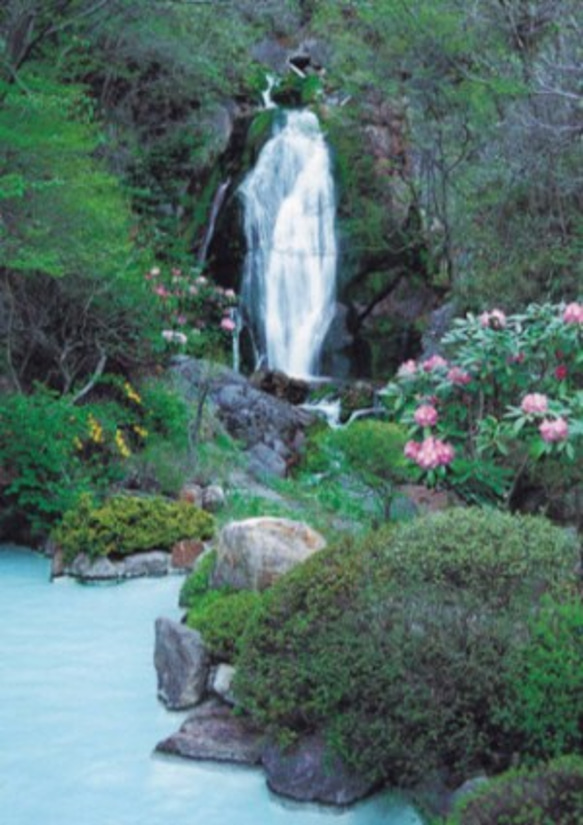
<box><xmin>115</xmin><ymin>429</ymin><xmax>131</xmax><ymax>458</ymax></box>
<box><xmin>133</xmin><ymin>425</ymin><xmax>148</xmax><ymax>439</ymax></box>
<box><xmin>124</xmin><ymin>381</ymin><xmax>142</xmax><ymax>405</ymax></box>
<box><xmin>73</xmin><ymin>437</ymin><xmax>83</xmax><ymax>451</ymax></box>
<box><xmin>88</xmin><ymin>414</ymin><xmax>103</xmax><ymax>444</ymax></box>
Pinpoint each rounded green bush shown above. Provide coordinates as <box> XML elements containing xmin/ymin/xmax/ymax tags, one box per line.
<box><xmin>186</xmin><ymin>589</ymin><xmax>264</xmax><ymax>661</ymax></box>
<box><xmin>54</xmin><ymin>493</ymin><xmax>214</xmax><ymax>562</ymax></box>
<box><xmin>446</xmin><ymin>755</ymin><xmax>583</xmax><ymax>825</ymax></box>
<box><xmin>235</xmin><ymin>508</ymin><xmax>580</xmax><ymax>786</ymax></box>
<box><xmin>179</xmin><ymin>550</ymin><xmax>217</xmax><ymax>608</ymax></box>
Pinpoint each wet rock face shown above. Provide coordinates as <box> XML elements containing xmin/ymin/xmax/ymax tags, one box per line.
<box><xmin>154</xmin><ymin>618</ymin><xmax>209</xmax><ymax>710</ymax></box>
<box><xmin>155</xmin><ymin>699</ymin><xmax>264</xmax><ymax>765</ymax></box>
<box><xmin>211</xmin><ymin>517</ymin><xmax>327</xmax><ymax>592</ymax></box>
<box><xmin>262</xmin><ymin>734</ymin><xmax>377</xmax><ymax>805</ymax></box>
<box><xmin>171</xmin><ymin>357</ymin><xmax>315</xmax><ymax>479</ymax></box>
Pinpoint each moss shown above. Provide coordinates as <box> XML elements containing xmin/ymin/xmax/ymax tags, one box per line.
<box><xmin>54</xmin><ymin>493</ymin><xmax>214</xmax><ymax>562</ymax></box>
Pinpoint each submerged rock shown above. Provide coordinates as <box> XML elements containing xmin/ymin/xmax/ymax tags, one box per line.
<box><xmin>262</xmin><ymin>734</ymin><xmax>376</xmax><ymax>805</ymax></box>
<box><xmin>211</xmin><ymin>517</ymin><xmax>326</xmax><ymax>591</ymax></box>
<box><xmin>155</xmin><ymin>699</ymin><xmax>263</xmax><ymax>765</ymax></box>
<box><xmin>154</xmin><ymin>618</ymin><xmax>209</xmax><ymax>710</ymax></box>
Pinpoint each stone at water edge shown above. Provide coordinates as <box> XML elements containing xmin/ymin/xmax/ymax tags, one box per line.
<box><xmin>154</xmin><ymin>618</ymin><xmax>209</xmax><ymax>710</ymax></box>
<box><xmin>211</xmin><ymin>517</ymin><xmax>327</xmax><ymax>591</ymax></box>
<box><xmin>155</xmin><ymin>698</ymin><xmax>264</xmax><ymax>765</ymax></box>
<box><xmin>208</xmin><ymin>663</ymin><xmax>237</xmax><ymax>706</ymax></box>
<box><xmin>262</xmin><ymin>734</ymin><xmax>377</xmax><ymax>805</ymax></box>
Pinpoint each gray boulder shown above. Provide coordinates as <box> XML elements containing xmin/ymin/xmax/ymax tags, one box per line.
<box><xmin>211</xmin><ymin>517</ymin><xmax>326</xmax><ymax>591</ymax></box>
<box><xmin>154</xmin><ymin>618</ymin><xmax>209</xmax><ymax>710</ymax></box>
<box><xmin>68</xmin><ymin>553</ymin><xmax>123</xmax><ymax>581</ymax></box>
<box><xmin>208</xmin><ymin>664</ymin><xmax>237</xmax><ymax>706</ymax></box>
<box><xmin>262</xmin><ymin>734</ymin><xmax>376</xmax><ymax>805</ymax></box>
<box><xmin>156</xmin><ymin>698</ymin><xmax>263</xmax><ymax>765</ymax></box>
<box><xmin>123</xmin><ymin>551</ymin><xmax>169</xmax><ymax>578</ymax></box>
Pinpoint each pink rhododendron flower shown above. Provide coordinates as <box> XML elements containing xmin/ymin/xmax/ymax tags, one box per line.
<box><xmin>404</xmin><ymin>436</ymin><xmax>454</xmax><ymax>469</ymax></box>
<box><xmin>539</xmin><ymin>417</ymin><xmax>569</xmax><ymax>443</ymax></box>
<box><xmin>153</xmin><ymin>285</ymin><xmax>170</xmax><ymax>298</ymax></box>
<box><xmin>447</xmin><ymin>366</ymin><xmax>471</xmax><ymax>385</ymax></box>
<box><xmin>176</xmin><ymin>314</ymin><xmax>187</xmax><ymax>325</ymax></box>
<box><xmin>480</xmin><ymin>308</ymin><xmax>507</xmax><ymax>329</ymax></box>
<box><xmin>220</xmin><ymin>317</ymin><xmax>236</xmax><ymax>332</ymax></box>
<box><xmin>188</xmin><ymin>285</ymin><xmax>199</xmax><ymax>296</ymax></box>
<box><xmin>414</xmin><ymin>404</ymin><xmax>439</xmax><ymax>427</ymax></box>
<box><xmin>225</xmin><ymin>289</ymin><xmax>237</xmax><ymax>300</ymax></box>
<box><xmin>422</xmin><ymin>354</ymin><xmax>448</xmax><ymax>372</ymax></box>
<box><xmin>397</xmin><ymin>359</ymin><xmax>417</xmax><ymax>378</ymax></box>
<box><xmin>150</xmin><ymin>267</ymin><xmax>160</xmax><ymax>277</ymax></box>
<box><xmin>196</xmin><ymin>276</ymin><xmax>208</xmax><ymax>285</ymax></box>
<box><xmin>416</xmin><ymin>436</ymin><xmax>455</xmax><ymax>469</ymax></box>
<box><xmin>404</xmin><ymin>440</ymin><xmax>421</xmax><ymax>460</ymax></box>
<box><xmin>562</xmin><ymin>302</ymin><xmax>583</xmax><ymax>324</ymax></box>
<box><xmin>521</xmin><ymin>393</ymin><xmax>549</xmax><ymax>415</ymax></box>
<box><xmin>555</xmin><ymin>365</ymin><xmax>568</xmax><ymax>381</ymax></box>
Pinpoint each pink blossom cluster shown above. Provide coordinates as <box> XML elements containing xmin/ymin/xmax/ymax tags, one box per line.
<box><xmin>397</xmin><ymin>359</ymin><xmax>417</xmax><ymax>378</ymax></box>
<box><xmin>422</xmin><ymin>354</ymin><xmax>448</xmax><ymax>372</ymax></box>
<box><xmin>479</xmin><ymin>308</ymin><xmax>507</xmax><ymax>329</ymax></box>
<box><xmin>447</xmin><ymin>366</ymin><xmax>472</xmax><ymax>386</ymax></box>
<box><xmin>539</xmin><ymin>417</ymin><xmax>569</xmax><ymax>443</ymax></box>
<box><xmin>562</xmin><ymin>302</ymin><xmax>583</xmax><ymax>324</ymax></box>
<box><xmin>404</xmin><ymin>436</ymin><xmax>455</xmax><ymax>469</ymax></box>
<box><xmin>220</xmin><ymin>316</ymin><xmax>236</xmax><ymax>333</ymax></box>
<box><xmin>414</xmin><ymin>404</ymin><xmax>439</xmax><ymax>427</ymax></box>
<box><xmin>521</xmin><ymin>393</ymin><xmax>548</xmax><ymax>415</ymax></box>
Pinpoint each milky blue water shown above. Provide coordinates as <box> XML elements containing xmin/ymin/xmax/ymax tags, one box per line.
<box><xmin>0</xmin><ymin>546</ymin><xmax>424</xmax><ymax>825</ymax></box>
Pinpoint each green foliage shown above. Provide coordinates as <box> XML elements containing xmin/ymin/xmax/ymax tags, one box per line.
<box><xmin>0</xmin><ymin>389</ymin><xmax>109</xmax><ymax>536</ymax></box>
<box><xmin>187</xmin><ymin>589</ymin><xmax>264</xmax><ymax>661</ymax></box>
<box><xmin>445</xmin><ymin>756</ymin><xmax>583</xmax><ymax>825</ymax></box>
<box><xmin>235</xmin><ymin>509</ymin><xmax>579</xmax><ymax>786</ymax></box>
<box><xmin>179</xmin><ymin>550</ymin><xmax>217</xmax><ymax>609</ymax></box>
<box><xmin>54</xmin><ymin>493</ymin><xmax>214</xmax><ymax>562</ymax></box>
<box><xmin>499</xmin><ymin>598</ymin><xmax>583</xmax><ymax>762</ymax></box>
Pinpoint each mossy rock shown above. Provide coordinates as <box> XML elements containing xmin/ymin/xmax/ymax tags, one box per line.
<box><xmin>54</xmin><ymin>493</ymin><xmax>214</xmax><ymax>563</ymax></box>
<box><xmin>446</xmin><ymin>756</ymin><xmax>583</xmax><ymax>825</ymax></box>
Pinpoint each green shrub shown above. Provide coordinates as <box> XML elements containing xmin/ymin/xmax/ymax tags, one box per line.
<box><xmin>376</xmin><ymin>507</ymin><xmax>579</xmax><ymax>608</ymax></box>
<box><xmin>235</xmin><ymin>509</ymin><xmax>580</xmax><ymax>786</ymax></box>
<box><xmin>0</xmin><ymin>389</ymin><xmax>123</xmax><ymax>536</ymax></box>
<box><xmin>179</xmin><ymin>550</ymin><xmax>217</xmax><ymax>608</ymax></box>
<box><xmin>53</xmin><ymin>493</ymin><xmax>214</xmax><ymax>562</ymax></box>
<box><xmin>446</xmin><ymin>756</ymin><xmax>583</xmax><ymax>825</ymax></box>
<box><xmin>499</xmin><ymin>597</ymin><xmax>583</xmax><ymax>761</ymax></box>
<box><xmin>186</xmin><ymin>589</ymin><xmax>264</xmax><ymax>661</ymax></box>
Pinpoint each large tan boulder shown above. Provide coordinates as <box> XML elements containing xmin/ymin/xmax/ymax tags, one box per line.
<box><xmin>211</xmin><ymin>517</ymin><xmax>326</xmax><ymax>591</ymax></box>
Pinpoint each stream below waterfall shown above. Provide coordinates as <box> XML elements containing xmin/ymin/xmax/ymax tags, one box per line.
<box><xmin>0</xmin><ymin>546</ymin><xmax>424</xmax><ymax>825</ymax></box>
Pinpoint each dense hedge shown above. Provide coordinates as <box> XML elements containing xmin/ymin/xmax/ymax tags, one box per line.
<box><xmin>234</xmin><ymin>508</ymin><xmax>580</xmax><ymax>786</ymax></box>
<box><xmin>446</xmin><ymin>756</ymin><xmax>583</xmax><ymax>825</ymax></box>
<box><xmin>54</xmin><ymin>493</ymin><xmax>214</xmax><ymax>562</ymax></box>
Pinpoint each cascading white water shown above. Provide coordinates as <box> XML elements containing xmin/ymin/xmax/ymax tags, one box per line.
<box><xmin>239</xmin><ymin>110</ymin><xmax>337</xmax><ymax>378</ymax></box>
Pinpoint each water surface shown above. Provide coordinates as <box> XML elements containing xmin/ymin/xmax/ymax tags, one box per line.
<box><xmin>0</xmin><ymin>546</ymin><xmax>423</xmax><ymax>825</ymax></box>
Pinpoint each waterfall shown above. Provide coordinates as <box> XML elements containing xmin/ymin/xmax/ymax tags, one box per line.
<box><xmin>239</xmin><ymin>110</ymin><xmax>337</xmax><ymax>379</ymax></box>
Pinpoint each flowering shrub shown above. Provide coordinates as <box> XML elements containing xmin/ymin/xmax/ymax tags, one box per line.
<box><xmin>383</xmin><ymin>302</ymin><xmax>583</xmax><ymax>505</ymax></box>
<box><xmin>146</xmin><ymin>265</ymin><xmax>238</xmax><ymax>359</ymax></box>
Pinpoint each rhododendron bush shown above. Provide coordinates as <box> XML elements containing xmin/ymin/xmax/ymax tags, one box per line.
<box><xmin>146</xmin><ymin>265</ymin><xmax>238</xmax><ymax>359</ymax></box>
<box><xmin>383</xmin><ymin>302</ymin><xmax>583</xmax><ymax>506</ymax></box>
